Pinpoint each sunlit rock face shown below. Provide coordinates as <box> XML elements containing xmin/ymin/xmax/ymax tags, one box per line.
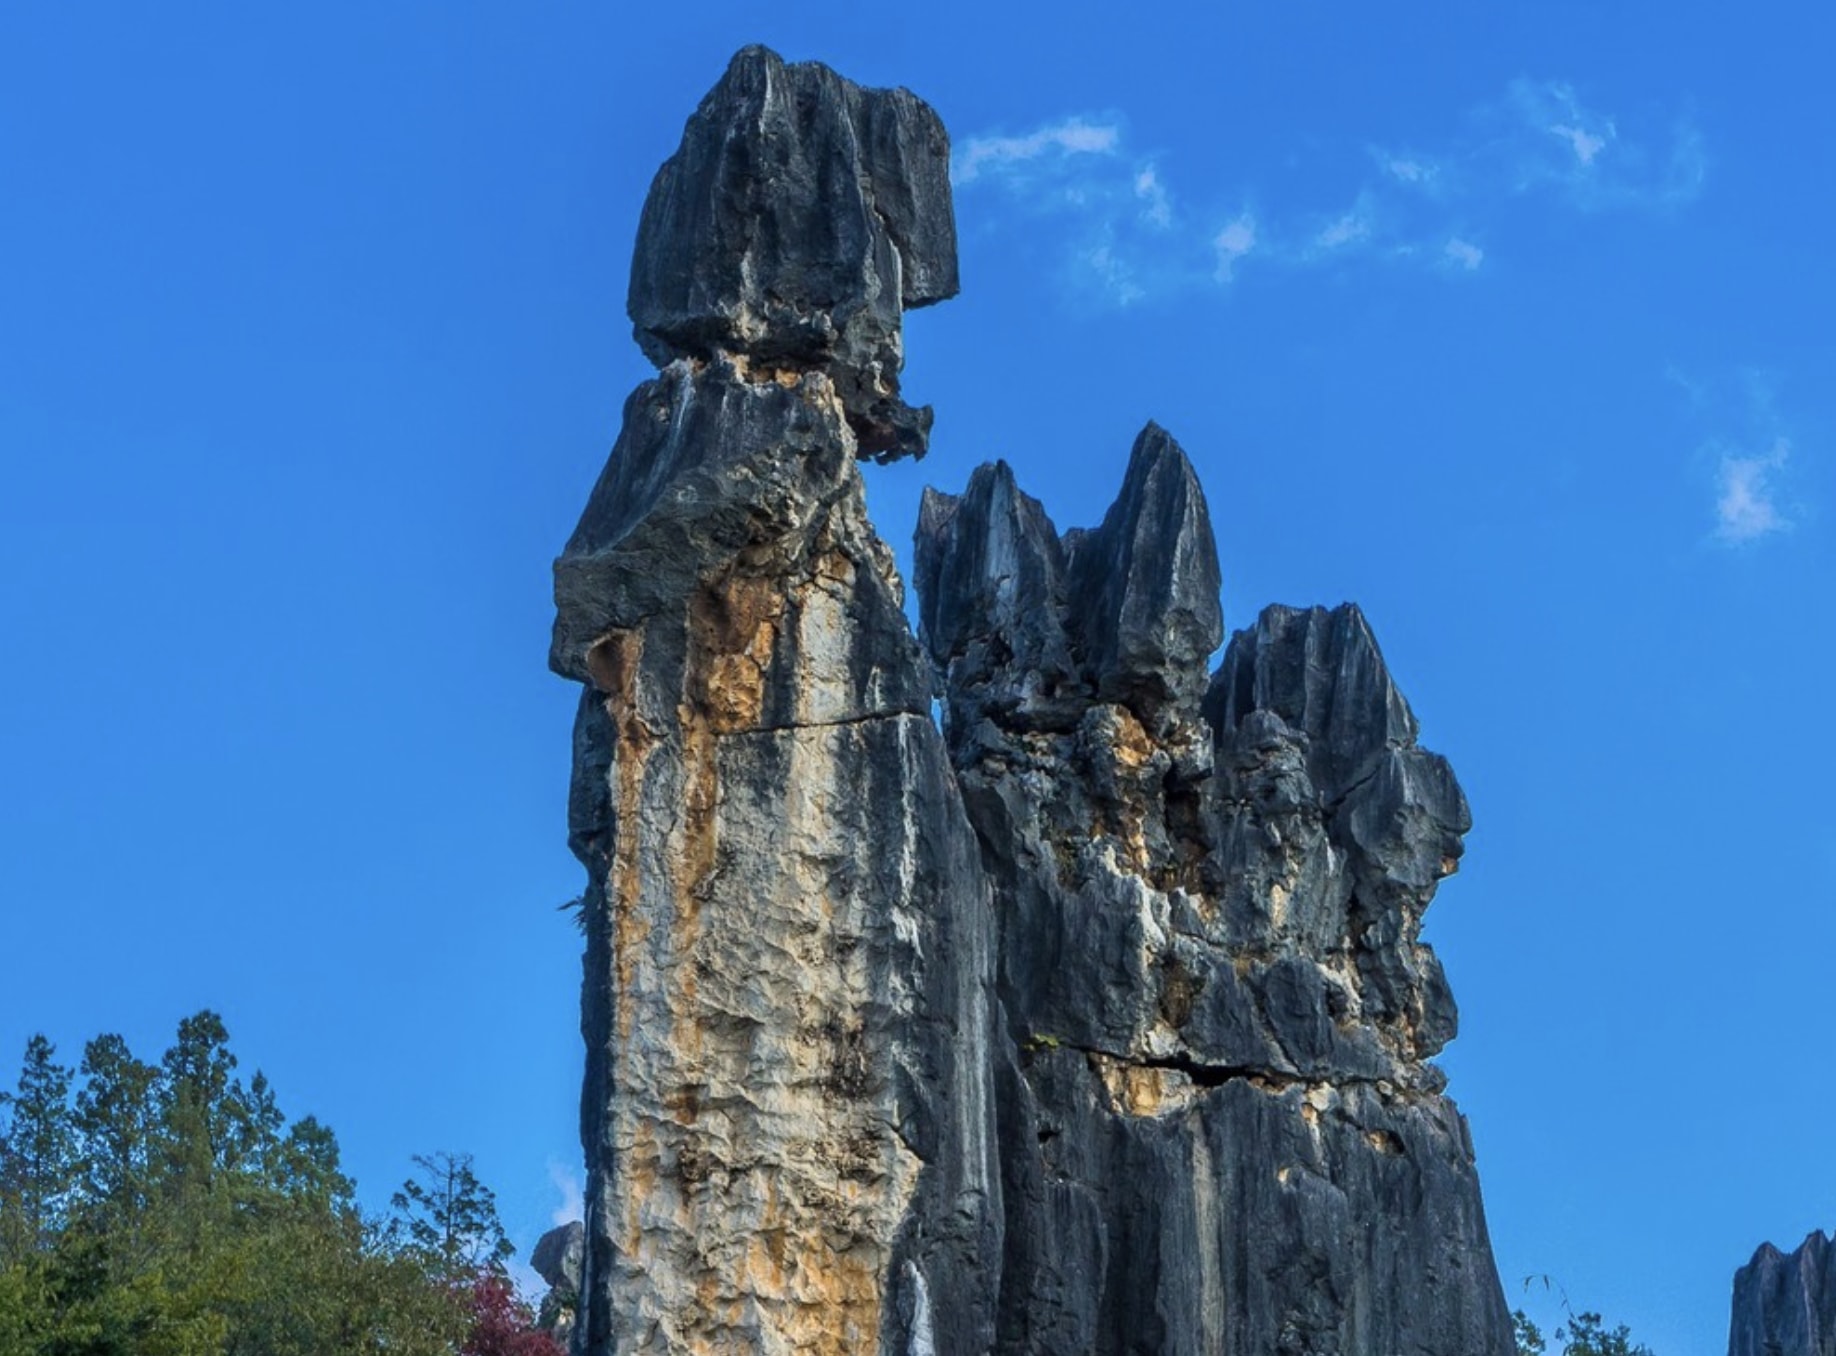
<box><xmin>553</xmin><ymin>42</ymin><xmax>1513</xmax><ymax>1356</ymax></box>
<box><xmin>1729</xmin><ymin>1231</ymin><xmax>1836</xmax><ymax>1356</ymax></box>
<box><xmin>553</xmin><ymin>50</ymin><xmax>995</xmax><ymax>1356</ymax></box>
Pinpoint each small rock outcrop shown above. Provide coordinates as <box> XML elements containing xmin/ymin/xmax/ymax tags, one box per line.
<box><xmin>531</xmin><ymin>1221</ymin><xmax>584</xmax><ymax>1346</ymax></box>
<box><xmin>1730</xmin><ymin>1231</ymin><xmax>1836</xmax><ymax>1356</ymax></box>
<box><xmin>553</xmin><ymin>44</ymin><xmax>1513</xmax><ymax>1356</ymax></box>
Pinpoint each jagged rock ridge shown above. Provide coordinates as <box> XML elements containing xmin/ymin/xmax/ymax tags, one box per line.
<box><xmin>915</xmin><ymin>441</ymin><xmax>1505</xmax><ymax>1354</ymax></box>
<box><xmin>553</xmin><ymin>43</ymin><xmax>1513</xmax><ymax>1356</ymax></box>
<box><xmin>1729</xmin><ymin>1231</ymin><xmax>1836</xmax><ymax>1356</ymax></box>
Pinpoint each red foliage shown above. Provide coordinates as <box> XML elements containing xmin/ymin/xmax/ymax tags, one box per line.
<box><xmin>460</xmin><ymin>1271</ymin><xmax>567</xmax><ymax>1356</ymax></box>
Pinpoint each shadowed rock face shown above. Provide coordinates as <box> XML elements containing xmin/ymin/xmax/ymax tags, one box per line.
<box><xmin>915</xmin><ymin>450</ymin><xmax>1508</xmax><ymax>1355</ymax></box>
<box><xmin>555</xmin><ymin>43</ymin><xmax>1512</xmax><ymax>1356</ymax></box>
<box><xmin>531</xmin><ymin>1222</ymin><xmax>585</xmax><ymax>1348</ymax></box>
<box><xmin>1729</xmin><ymin>1232</ymin><xmax>1836</xmax><ymax>1356</ymax></box>
<box><xmin>629</xmin><ymin>45</ymin><xmax>957</xmax><ymax>461</ymax></box>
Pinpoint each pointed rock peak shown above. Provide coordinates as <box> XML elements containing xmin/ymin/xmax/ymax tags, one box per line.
<box><xmin>916</xmin><ymin>482</ymin><xmax>961</xmax><ymax>543</ymax></box>
<box><xmin>914</xmin><ymin>459</ymin><xmax>1068</xmax><ymax>671</ymax></box>
<box><xmin>1730</xmin><ymin>1230</ymin><xmax>1836</xmax><ymax>1356</ymax></box>
<box><xmin>1066</xmin><ymin>421</ymin><xmax>1224</xmax><ymax>721</ymax></box>
<box><xmin>1129</xmin><ymin>419</ymin><xmax>1182</xmax><ymax>468</ymax></box>
<box><xmin>1206</xmin><ymin>602</ymin><xmax>1420</xmax><ymax>792</ymax></box>
<box><xmin>627</xmin><ymin>45</ymin><xmax>957</xmax><ymax>460</ymax></box>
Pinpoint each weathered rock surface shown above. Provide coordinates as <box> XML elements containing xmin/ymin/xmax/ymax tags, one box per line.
<box><xmin>1729</xmin><ymin>1231</ymin><xmax>1836</xmax><ymax>1356</ymax></box>
<box><xmin>552</xmin><ymin>356</ymin><xmax>999</xmax><ymax>1354</ymax></box>
<box><xmin>555</xmin><ymin>43</ymin><xmax>1512</xmax><ymax>1356</ymax></box>
<box><xmin>628</xmin><ymin>45</ymin><xmax>956</xmax><ymax>461</ymax></box>
<box><xmin>556</xmin><ymin>54</ymin><xmax>995</xmax><ymax>1355</ymax></box>
<box><xmin>532</xmin><ymin>1222</ymin><xmax>584</xmax><ymax>1347</ymax></box>
<box><xmin>915</xmin><ymin>447</ymin><xmax>1510</xmax><ymax>1354</ymax></box>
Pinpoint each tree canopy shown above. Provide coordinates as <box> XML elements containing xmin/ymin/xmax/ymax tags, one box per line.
<box><xmin>0</xmin><ymin>1015</ymin><xmax>560</xmax><ymax>1356</ymax></box>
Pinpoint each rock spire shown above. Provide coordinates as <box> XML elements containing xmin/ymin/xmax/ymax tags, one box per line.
<box><xmin>552</xmin><ymin>43</ymin><xmax>1514</xmax><ymax>1356</ymax></box>
<box><xmin>1729</xmin><ymin>1231</ymin><xmax>1836</xmax><ymax>1356</ymax></box>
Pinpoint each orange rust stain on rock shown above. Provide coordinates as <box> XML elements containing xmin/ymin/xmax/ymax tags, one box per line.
<box><xmin>590</xmin><ymin>629</ymin><xmax>657</xmax><ymax>1046</ymax></box>
<box><xmin>812</xmin><ymin>544</ymin><xmax>858</xmax><ymax>590</ymax></box>
<box><xmin>1108</xmin><ymin>706</ymin><xmax>1158</xmax><ymax>769</ymax></box>
<box><xmin>671</xmin><ymin>570</ymin><xmax>793</xmax><ymax>1073</ymax></box>
<box><xmin>671</xmin><ymin>717</ymin><xmax>718</xmax><ymax>1050</ymax></box>
<box><xmin>598</xmin><ymin>563</ymin><xmax>915</xmax><ymax>1356</ymax></box>
<box><xmin>689</xmin><ymin>571</ymin><xmax>785</xmax><ymax>735</ymax></box>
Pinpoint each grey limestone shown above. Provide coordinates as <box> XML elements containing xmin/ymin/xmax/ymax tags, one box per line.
<box><xmin>553</xmin><ymin>43</ymin><xmax>1513</xmax><ymax>1356</ymax></box>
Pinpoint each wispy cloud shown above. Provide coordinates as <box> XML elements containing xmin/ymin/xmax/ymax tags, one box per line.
<box><xmin>1314</xmin><ymin>206</ymin><xmax>1371</xmax><ymax>251</ymax></box>
<box><xmin>1443</xmin><ymin>237</ymin><xmax>1485</xmax><ymax>272</ymax></box>
<box><xmin>1084</xmin><ymin>237</ymin><xmax>1145</xmax><ymax>305</ymax></box>
<box><xmin>1673</xmin><ymin>369</ymin><xmax>1805</xmax><ymax>547</ymax></box>
<box><xmin>954</xmin><ymin>118</ymin><xmax>1122</xmax><ymax>185</ymax></box>
<box><xmin>1715</xmin><ymin>440</ymin><xmax>1792</xmax><ymax>544</ymax></box>
<box><xmin>1512</xmin><ymin>80</ymin><xmax>1617</xmax><ymax>170</ymax></box>
<box><xmin>1213</xmin><ymin>214</ymin><xmax>1256</xmax><ymax>281</ymax></box>
<box><xmin>1501</xmin><ymin>79</ymin><xmax>1703</xmax><ymax>209</ymax></box>
<box><xmin>1134</xmin><ymin>166</ymin><xmax>1172</xmax><ymax>227</ymax></box>
<box><xmin>949</xmin><ymin>114</ymin><xmax>1213</xmax><ymax>300</ymax></box>
<box><xmin>954</xmin><ymin>80</ymin><xmax>1705</xmax><ymax>306</ymax></box>
<box><xmin>548</xmin><ymin>1160</ymin><xmax>584</xmax><ymax>1226</ymax></box>
<box><xmin>1378</xmin><ymin>152</ymin><xmax>1442</xmax><ymax>187</ymax></box>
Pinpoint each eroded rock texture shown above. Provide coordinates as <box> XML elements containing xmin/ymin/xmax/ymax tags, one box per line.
<box><xmin>915</xmin><ymin>447</ymin><xmax>1512</xmax><ymax>1355</ymax></box>
<box><xmin>553</xmin><ymin>355</ymin><xmax>999</xmax><ymax>1356</ymax></box>
<box><xmin>555</xmin><ymin>42</ymin><xmax>1512</xmax><ymax>1356</ymax></box>
<box><xmin>555</xmin><ymin>53</ymin><xmax>996</xmax><ymax>1356</ymax></box>
<box><xmin>532</xmin><ymin>1222</ymin><xmax>584</xmax><ymax>1347</ymax></box>
<box><xmin>628</xmin><ymin>45</ymin><xmax>956</xmax><ymax>461</ymax></box>
<box><xmin>1730</xmin><ymin>1232</ymin><xmax>1836</xmax><ymax>1356</ymax></box>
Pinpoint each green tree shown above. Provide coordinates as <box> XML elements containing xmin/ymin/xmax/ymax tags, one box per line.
<box><xmin>1515</xmin><ymin>1281</ymin><xmax>1656</xmax><ymax>1356</ymax></box>
<box><xmin>275</xmin><ymin>1114</ymin><xmax>353</xmax><ymax>1206</ymax></box>
<box><xmin>1554</xmin><ymin>1311</ymin><xmax>1654</xmax><ymax>1356</ymax></box>
<box><xmin>390</xmin><ymin>1151</ymin><xmax>515</xmax><ymax>1277</ymax></box>
<box><xmin>72</xmin><ymin>1033</ymin><xmax>158</xmax><ymax>1234</ymax></box>
<box><xmin>0</xmin><ymin>1035</ymin><xmax>77</xmax><ymax>1260</ymax></box>
<box><xmin>1514</xmin><ymin>1310</ymin><xmax>1548</xmax><ymax>1355</ymax></box>
<box><xmin>0</xmin><ymin>1013</ymin><xmax>512</xmax><ymax>1354</ymax></box>
<box><xmin>157</xmin><ymin>1010</ymin><xmax>246</xmax><ymax>1194</ymax></box>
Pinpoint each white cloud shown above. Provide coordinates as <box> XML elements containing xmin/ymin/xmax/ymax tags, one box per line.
<box><xmin>1213</xmin><ymin>214</ymin><xmax>1257</xmax><ymax>281</ymax></box>
<box><xmin>548</xmin><ymin>1160</ymin><xmax>584</xmax><ymax>1226</ymax></box>
<box><xmin>1496</xmin><ymin>78</ymin><xmax>1709</xmax><ymax>211</ymax></box>
<box><xmin>955</xmin><ymin>118</ymin><xmax>1121</xmax><ymax>184</ymax></box>
<box><xmin>1677</xmin><ymin>369</ymin><xmax>1803</xmax><ymax>548</ymax></box>
<box><xmin>1443</xmin><ymin>237</ymin><xmax>1485</xmax><ymax>271</ymax></box>
<box><xmin>1315</xmin><ymin>209</ymin><xmax>1370</xmax><ymax>250</ymax></box>
<box><xmin>1134</xmin><ymin>166</ymin><xmax>1173</xmax><ymax>227</ymax></box>
<box><xmin>1715</xmin><ymin>439</ymin><xmax>1792</xmax><ymax>544</ymax></box>
<box><xmin>952</xmin><ymin>76</ymin><xmax>1704</xmax><ymax>306</ymax></box>
<box><xmin>1510</xmin><ymin>81</ymin><xmax>1612</xmax><ymax>154</ymax></box>
<box><xmin>1084</xmin><ymin>240</ymin><xmax>1145</xmax><ymax>304</ymax></box>
<box><xmin>1378</xmin><ymin>153</ymin><xmax>1439</xmax><ymax>186</ymax></box>
<box><xmin>1550</xmin><ymin>122</ymin><xmax>1610</xmax><ymax>166</ymax></box>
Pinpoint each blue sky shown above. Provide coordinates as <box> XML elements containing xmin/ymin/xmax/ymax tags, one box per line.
<box><xmin>1</xmin><ymin>4</ymin><xmax>1831</xmax><ymax>1350</ymax></box>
